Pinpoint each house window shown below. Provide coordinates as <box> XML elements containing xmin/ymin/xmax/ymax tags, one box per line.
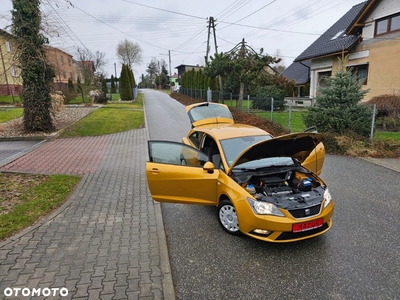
<box><xmin>10</xmin><ymin>66</ymin><xmax>17</xmax><ymax>77</ymax></box>
<box><xmin>375</xmin><ymin>13</ymin><xmax>400</xmax><ymax>36</ymax></box>
<box><xmin>5</xmin><ymin>41</ymin><xmax>12</xmax><ymax>52</ymax></box>
<box><xmin>63</xmin><ymin>71</ymin><xmax>66</xmax><ymax>79</ymax></box>
<box><xmin>351</xmin><ymin>65</ymin><xmax>368</xmax><ymax>85</ymax></box>
<box><xmin>318</xmin><ymin>71</ymin><xmax>332</xmax><ymax>89</ymax></box>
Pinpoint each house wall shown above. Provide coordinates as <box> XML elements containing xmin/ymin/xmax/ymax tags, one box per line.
<box><xmin>310</xmin><ymin>57</ymin><xmax>333</xmax><ymax>98</ymax></box>
<box><xmin>309</xmin><ymin>0</ymin><xmax>400</xmax><ymax>102</ymax></box>
<box><xmin>0</xmin><ymin>34</ymin><xmax>23</xmax><ymax>96</ymax></box>
<box><xmin>45</xmin><ymin>46</ymin><xmax>75</xmax><ymax>90</ymax></box>
<box><xmin>353</xmin><ymin>38</ymin><xmax>400</xmax><ymax>99</ymax></box>
<box><xmin>349</xmin><ymin>0</ymin><xmax>400</xmax><ymax>100</ymax></box>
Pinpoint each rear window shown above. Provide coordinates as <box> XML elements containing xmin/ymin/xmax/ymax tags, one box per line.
<box><xmin>188</xmin><ymin>103</ymin><xmax>233</xmax><ymax>122</ymax></box>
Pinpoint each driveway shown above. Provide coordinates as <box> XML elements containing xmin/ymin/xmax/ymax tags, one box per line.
<box><xmin>143</xmin><ymin>89</ymin><xmax>400</xmax><ymax>300</ymax></box>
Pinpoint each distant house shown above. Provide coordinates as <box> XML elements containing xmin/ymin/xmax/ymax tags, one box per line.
<box><xmin>74</xmin><ymin>60</ymin><xmax>95</xmax><ymax>83</ymax></box>
<box><xmin>0</xmin><ymin>29</ymin><xmax>22</xmax><ymax>96</ymax></box>
<box><xmin>45</xmin><ymin>46</ymin><xmax>75</xmax><ymax>90</ymax></box>
<box><xmin>282</xmin><ymin>60</ymin><xmax>311</xmax><ymax>97</ymax></box>
<box><xmin>175</xmin><ymin>64</ymin><xmax>204</xmax><ymax>84</ymax></box>
<box><xmin>285</xmin><ymin>0</ymin><xmax>400</xmax><ymax>102</ymax></box>
<box><xmin>169</xmin><ymin>72</ymin><xmax>178</xmax><ymax>85</ymax></box>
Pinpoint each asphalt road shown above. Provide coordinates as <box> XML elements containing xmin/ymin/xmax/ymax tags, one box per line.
<box><xmin>143</xmin><ymin>89</ymin><xmax>400</xmax><ymax>300</ymax></box>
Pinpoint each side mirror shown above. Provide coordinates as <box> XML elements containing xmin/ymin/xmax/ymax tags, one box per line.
<box><xmin>203</xmin><ymin>161</ymin><xmax>215</xmax><ymax>173</ymax></box>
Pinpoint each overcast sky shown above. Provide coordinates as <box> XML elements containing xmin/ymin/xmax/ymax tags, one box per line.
<box><xmin>0</xmin><ymin>0</ymin><xmax>365</xmax><ymax>81</ymax></box>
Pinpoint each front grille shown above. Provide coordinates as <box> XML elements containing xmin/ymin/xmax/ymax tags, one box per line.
<box><xmin>276</xmin><ymin>223</ymin><xmax>329</xmax><ymax>241</ymax></box>
<box><xmin>288</xmin><ymin>204</ymin><xmax>321</xmax><ymax>219</ymax></box>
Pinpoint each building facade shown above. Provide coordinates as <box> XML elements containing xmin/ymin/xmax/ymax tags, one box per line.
<box><xmin>0</xmin><ymin>29</ymin><xmax>22</xmax><ymax>96</ymax></box>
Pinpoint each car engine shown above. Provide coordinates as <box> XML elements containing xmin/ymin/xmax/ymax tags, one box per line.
<box><xmin>234</xmin><ymin>169</ymin><xmax>326</xmax><ymax>210</ymax></box>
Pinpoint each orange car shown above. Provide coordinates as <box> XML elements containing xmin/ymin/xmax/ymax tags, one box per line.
<box><xmin>146</xmin><ymin>102</ymin><xmax>334</xmax><ymax>242</ymax></box>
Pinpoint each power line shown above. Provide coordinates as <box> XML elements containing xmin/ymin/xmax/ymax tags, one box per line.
<box><xmin>121</xmin><ymin>0</ymin><xmax>206</xmax><ymax>20</ymax></box>
<box><xmin>219</xmin><ymin>0</ymin><xmax>278</xmax><ymax>30</ymax></box>
<box><xmin>71</xmin><ymin>4</ymin><xmax>169</xmax><ymax>51</ymax></box>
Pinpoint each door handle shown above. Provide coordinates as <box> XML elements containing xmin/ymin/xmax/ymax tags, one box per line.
<box><xmin>150</xmin><ymin>168</ymin><xmax>160</xmax><ymax>174</ymax></box>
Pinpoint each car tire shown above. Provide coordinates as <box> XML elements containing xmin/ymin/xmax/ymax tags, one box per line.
<box><xmin>218</xmin><ymin>199</ymin><xmax>241</xmax><ymax>235</ymax></box>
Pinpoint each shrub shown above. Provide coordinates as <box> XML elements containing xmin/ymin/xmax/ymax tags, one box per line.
<box><xmin>366</xmin><ymin>94</ymin><xmax>400</xmax><ymax>130</ymax></box>
<box><xmin>252</xmin><ymin>86</ymin><xmax>285</xmax><ymax>111</ymax></box>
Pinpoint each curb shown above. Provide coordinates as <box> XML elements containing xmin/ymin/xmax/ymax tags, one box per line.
<box><xmin>143</xmin><ymin>94</ymin><xmax>176</xmax><ymax>300</ymax></box>
<box><xmin>0</xmin><ymin>139</ymin><xmax>47</xmax><ymax>168</ymax></box>
<box><xmin>360</xmin><ymin>157</ymin><xmax>400</xmax><ymax>173</ymax></box>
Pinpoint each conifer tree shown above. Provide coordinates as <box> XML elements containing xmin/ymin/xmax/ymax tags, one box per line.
<box><xmin>304</xmin><ymin>56</ymin><xmax>371</xmax><ymax>136</ymax></box>
<box><xmin>110</xmin><ymin>75</ymin><xmax>116</xmax><ymax>93</ymax></box>
<box><xmin>120</xmin><ymin>64</ymin><xmax>132</xmax><ymax>100</ymax></box>
<box><xmin>12</xmin><ymin>0</ymin><xmax>55</xmax><ymax>132</ymax></box>
<box><xmin>101</xmin><ymin>76</ymin><xmax>108</xmax><ymax>94</ymax></box>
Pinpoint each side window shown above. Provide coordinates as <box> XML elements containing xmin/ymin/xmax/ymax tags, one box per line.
<box><xmin>148</xmin><ymin>141</ymin><xmax>208</xmax><ymax>167</ymax></box>
<box><xmin>189</xmin><ymin>132</ymin><xmax>202</xmax><ymax>149</ymax></box>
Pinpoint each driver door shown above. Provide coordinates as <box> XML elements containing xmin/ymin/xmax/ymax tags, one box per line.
<box><xmin>146</xmin><ymin>141</ymin><xmax>219</xmax><ymax>205</ymax></box>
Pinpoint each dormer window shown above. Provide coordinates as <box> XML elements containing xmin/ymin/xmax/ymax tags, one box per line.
<box><xmin>375</xmin><ymin>13</ymin><xmax>400</xmax><ymax>36</ymax></box>
<box><xmin>330</xmin><ymin>30</ymin><xmax>345</xmax><ymax>40</ymax></box>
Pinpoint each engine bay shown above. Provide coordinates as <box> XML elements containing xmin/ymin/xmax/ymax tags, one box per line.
<box><xmin>233</xmin><ymin>168</ymin><xmax>326</xmax><ymax>209</ymax></box>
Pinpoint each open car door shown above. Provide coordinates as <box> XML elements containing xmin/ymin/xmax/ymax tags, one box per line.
<box><xmin>146</xmin><ymin>141</ymin><xmax>219</xmax><ymax>205</ymax></box>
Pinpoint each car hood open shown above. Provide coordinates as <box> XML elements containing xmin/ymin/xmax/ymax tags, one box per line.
<box><xmin>228</xmin><ymin>132</ymin><xmax>323</xmax><ymax>173</ymax></box>
<box><xmin>186</xmin><ymin>102</ymin><xmax>234</xmax><ymax>127</ymax></box>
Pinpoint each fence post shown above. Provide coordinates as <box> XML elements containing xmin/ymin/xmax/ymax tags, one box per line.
<box><xmin>288</xmin><ymin>100</ymin><xmax>292</xmax><ymax>132</ymax></box>
<box><xmin>370</xmin><ymin>104</ymin><xmax>377</xmax><ymax>140</ymax></box>
<box><xmin>270</xmin><ymin>97</ymin><xmax>274</xmax><ymax>122</ymax></box>
<box><xmin>247</xmin><ymin>95</ymin><xmax>250</xmax><ymax>113</ymax></box>
<box><xmin>207</xmin><ymin>88</ymin><xmax>211</xmax><ymax>102</ymax></box>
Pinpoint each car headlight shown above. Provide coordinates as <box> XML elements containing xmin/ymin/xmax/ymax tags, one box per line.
<box><xmin>323</xmin><ymin>188</ymin><xmax>332</xmax><ymax>208</ymax></box>
<box><xmin>247</xmin><ymin>198</ymin><xmax>284</xmax><ymax>217</ymax></box>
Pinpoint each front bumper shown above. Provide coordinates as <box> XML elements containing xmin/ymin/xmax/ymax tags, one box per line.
<box><xmin>236</xmin><ymin>200</ymin><xmax>335</xmax><ymax>243</ymax></box>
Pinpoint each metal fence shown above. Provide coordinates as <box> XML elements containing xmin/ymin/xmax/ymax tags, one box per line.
<box><xmin>178</xmin><ymin>87</ymin><xmax>399</xmax><ymax>139</ymax></box>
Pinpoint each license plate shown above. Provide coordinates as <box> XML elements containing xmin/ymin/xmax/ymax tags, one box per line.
<box><xmin>293</xmin><ymin>218</ymin><xmax>323</xmax><ymax>233</ymax></box>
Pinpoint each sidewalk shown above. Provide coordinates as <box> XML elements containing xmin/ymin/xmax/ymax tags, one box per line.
<box><xmin>0</xmin><ymin>129</ymin><xmax>175</xmax><ymax>299</ymax></box>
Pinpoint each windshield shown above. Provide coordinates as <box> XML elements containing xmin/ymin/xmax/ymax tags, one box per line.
<box><xmin>220</xmin><ymin>135</ymin><xmax>272</xmax><ymax>166</ymax></box>
<box><xmin>189</xmin><ymin>103</ymin><xmax>233</xmax><ymax>122</ymax></box>
<box><xmin>232</xmin><ymin>157</ymin><xmax>295</xmax><ymax>170</ymax></box>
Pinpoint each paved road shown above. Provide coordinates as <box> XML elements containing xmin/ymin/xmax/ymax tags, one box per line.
<box><xmin>0</xmin><ymin>127</ymin><xmax>174</xmax><ymax>299</ymax></box>
<box><xmin>0</xmin><ymin>140</ymin><xmax>45</xmax><ymax>168</ymax></box>
<box><xmin>144</xmin><ymin>89</ymin><xmax>400</xmax><ymax>300</ymax></box>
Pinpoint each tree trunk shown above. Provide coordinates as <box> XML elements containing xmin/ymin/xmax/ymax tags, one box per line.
<box><xmin>237</xmin><ymin>82</ymin><xmax>245</xmax><ymax>110</ymax></box>
<box><xmin>12</xmin><ymin>0</ymin><xmax>55</xmax><ymax>133</ymax></box>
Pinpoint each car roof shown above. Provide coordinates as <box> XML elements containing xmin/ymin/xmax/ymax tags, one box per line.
<box><xmin>186</xmin><ymin>102</ymin><xmax>234</xmax><ymax>127</ymax></box>
<box><xmin>192</xmin><ymin>123</ymin><xmax>271</xmax><ymax>140</ymax></box>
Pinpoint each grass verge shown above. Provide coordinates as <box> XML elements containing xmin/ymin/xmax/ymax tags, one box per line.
<box><xmin>0</xmin><ymin>173</ymin><xmax>80</xmax><ymax>241</ymax></box>
<box><xmin>60</xmin><ymin>94</ymin><xmax>144</xmax><ymax>137</ymax></box>
<box><xmin>0</xmin><ymin>108</ymin><xmax>23</xmax><ymax>123</ymax></box>
<box><xmin>0</xmin><ymin>95</ymin><xmax>22</xmax><ymax>105</ymax></box>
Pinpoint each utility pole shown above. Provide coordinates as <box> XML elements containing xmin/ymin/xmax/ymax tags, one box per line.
<box><xmin>206</xmin><ymin>17</ymin><xmax>223</xmax><ymax>102</ymax></box>
<box><xmin>114</xmin><ymin>63</ymin><xmax>118</xmax><ymax>92</ymax></box>
<box><xmin>168</xmin><ymin>50</ymin><xmax>172</xmax><ymax>77</ymax></box>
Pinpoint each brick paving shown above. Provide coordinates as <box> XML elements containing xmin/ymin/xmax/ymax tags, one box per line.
<box><xmin>0</xmin><ymin>129</ymin><xmax>174</xmax><ymax>299</ymax></box>
<box><xmin>0</xmin><ymin>141</ymin><xmax>43</xmax><ymax>166</ymax></box>
<box><xmin>1</xmin><ymin>136</ymin><xmax>112</xmax><ymax>175</ymax></box>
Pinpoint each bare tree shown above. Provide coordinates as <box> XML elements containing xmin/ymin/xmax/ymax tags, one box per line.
<box><xmin>116</xmin><ymin>39</ymin><xmax>143</xmax><ymax>70</ymax></box>
<box><xmin>75</xmin><ymin>47</ymin><xmax>107</xmax><ymax>101</ymax></box>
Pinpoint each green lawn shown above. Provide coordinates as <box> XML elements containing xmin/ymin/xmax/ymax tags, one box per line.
<box><xmin>0</xmin><ymin>108</ymin><xmax>23</xmax><ymax>123</ymax></box>
<box><xmin>60</xmin><ymin>93</ymin><xmax>144</xmax><ymax>137</ymax></box>
<box><xmin>0</xmin><ymin>95</ymin><xmax>22</xmax><ymax>104</ymax></box>
<box><xmin>0</xmin><ymin>174</ymin><xmax>80</xmax><ymax>240</ymax></box>
<box><xmin>254</xmin><ymin>110</ymin><xmax>307</xmax><ymax>133</ymax></box>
